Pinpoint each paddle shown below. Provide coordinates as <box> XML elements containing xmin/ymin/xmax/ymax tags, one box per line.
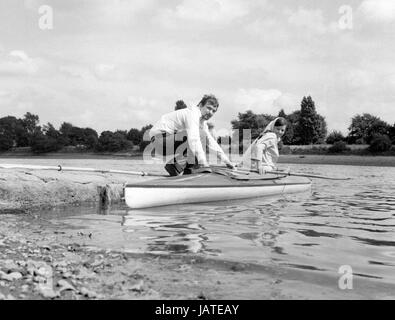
<box><xmin>210</xmin><ymin>164</ymin><xmax>350</xmax><ymax>180</ymax></box>
<box><xmin>0</xmin><ymin>164</ymin><xmax>165</xmax><ymax>177</ymax></box>
<box><xmin>258</xmin><ymin>169</ymin><xmax>350</xmax><ymax>180</ymax></box>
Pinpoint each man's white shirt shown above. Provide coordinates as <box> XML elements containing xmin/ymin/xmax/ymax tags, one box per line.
<box><xmin>149</xmin><ymin>106</ymin><xmax>227</xmax><ymax>165</ymax></box>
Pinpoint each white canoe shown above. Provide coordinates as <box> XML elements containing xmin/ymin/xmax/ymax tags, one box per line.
<box><xmin>124</xmin><ymin>170</ymin><xmax>311</xmax><ymax>209</ymax></box>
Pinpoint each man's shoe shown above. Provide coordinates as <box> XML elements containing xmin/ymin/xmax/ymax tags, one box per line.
<box><xmin>164</xmin><ymin>162</ymin><xmax>184</xmax><ymax>176</ymax></box>
<box><xmin>183</xmin><ymin>163</ymin><xmax>194</xmax><ymax>175</ymax></box>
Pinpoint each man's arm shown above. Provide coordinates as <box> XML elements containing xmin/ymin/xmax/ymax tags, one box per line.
<box><xmin>203</xmin><ymin>123</ymin><xmax>234</xmax><ymax>168</ymax></box>
<box><xmin>184</xmin><ymin>110</ymin><xmax>209</xmax><ymax>166</ymax></box>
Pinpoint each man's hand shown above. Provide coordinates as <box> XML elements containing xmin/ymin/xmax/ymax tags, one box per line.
<box><xmin>225</xmin><ymin>161</ymin><xmax>236</xmax><ymax>169</ymax></box>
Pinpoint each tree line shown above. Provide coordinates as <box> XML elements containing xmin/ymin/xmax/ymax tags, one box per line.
<box><xmin>0</xmin><ymin>112</ymin><xmax>153</xmax><ymax>153</ymax></box>
<box><xmin>230</xmin><ymin>96</ymin><xmax>395</xmax><ymax>153</ymax></box>
<box><xmin>1</xmin><ymin>96</ymin><xmax>394</xmax><ymax>154</ymax></box>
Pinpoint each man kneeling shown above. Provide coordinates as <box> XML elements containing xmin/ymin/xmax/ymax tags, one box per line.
<box><xmin>149</xmin><ymin>94</ymin><xmax>234</xmax><ymax>176</ymax></box>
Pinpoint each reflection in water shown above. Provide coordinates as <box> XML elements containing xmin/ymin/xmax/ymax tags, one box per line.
<box><xmin>122</xmin><ymin>211</ymin><xmax>208</xmax><ymax>254</ymax></box>
<box><xmin>121</xmin><ymin>198</ymin><xmax>285</xmax><ymax>258</ymax></box>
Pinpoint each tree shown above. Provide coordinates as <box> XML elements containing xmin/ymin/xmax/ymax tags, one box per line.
<box><xmin>317</xmin><ymin>114</ymin><xmax>328</xmax><ymax>144</ymax></box>
<box><xmin>231</xmin><ymin>110</ymin><xmax>274</xmax><ymax>147</ymax></box>
<box><xmin>287</xmin><ymin>110</ymin><xmax>301</xmax><ymax>144</ymax></box>
<box><xmin>30</xmin><ymin>133</ymin><xmax>58</xmax><ymax>153</ymax></box>
<box><xmin>368</xmin><ymin>120</ymin><xmax>391</xmax><ymax>144</ymax></box>
<box><xmin>21</xmin><ymin>112</ymin><xmax>40</xmax><ymax>145</ymax></box>
<box><xmin>175</xmin><ymin>100</ymin><xmax>188</xmax><ymax>110</ymax></box>
<box><xmin>30</xmin><ymin>123</ymin><xmax>64</xmax><ymax>153</ymax></box>
<box><xmin>59</xmin><ymin>122</ymin><xmax>74</xmax><ymax>145</ymax></box>
<box><xmin>15</xmin><ymin>118</ymin><xmax>30</xmax><ymax>147</ymax></box>
<box><xmin>115</xmin><ymin>130</ymin><xmax>128</xmax><ymax>140</ymax></box>
<box><xmin>0</xmin><ymin>116</ymin><xmax>19</xmax><ymax>151</ymax></box>
<box><xmin>82</xmin><ymin>128</ymin><xmax>99</xmax><ymax>150</ymax></box>
<box><xmin>347</xmin><ymin>113</ymin><xmax>390</xmax><ymax>144</ymax></box>
<box><xmin>389</xmin><ymin>124</ymin><xmax>395</xmax><ymax>144</ymax></box>
<box><xmin>127</xmin><ymin>128</ymin><xmax>142</xmax><ymax>145</ymax></box>
<box><xmin>44</xmin><ymin>122</ymin><xmax>67</xmax><ymax>148</ymax></box>
<box><xmin>0</xmin><ymin>134</ymin><xmax>14</xmax><ymax>151</ymax></box>
<box><xmin>59</xmin><ymin>122</ymin><xmax>98</xmax><ymax>149</ymax></box>
<box><xmin>139</xmin><ymin>124</ymin><xmax>153</xmax><ymax>151</ymax></box>
<box><xmin>326</xmin><ymin>131</ymin><xmax>345</xmax><ymax>144</ymax></box>
<box><xmin>43</xmin><ymin>123</ymin><xmax>60</xmax><ymax>139</ymax></box>
<box><xmin>369</xmin><ymin>134</ymin><xmax>392</xmax><ymax>153</ymax></box>
<box><xmin>97</xmin><ymin>131</ymin><xmax>131</xmax><ymax>152</ymax></box>
<box><xmin>296</xmin><ymin>96</ymin><xmax>327</xmax><ymax>144</ymax></box>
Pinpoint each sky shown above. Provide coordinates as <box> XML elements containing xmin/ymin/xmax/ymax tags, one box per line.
<box><xmin>0</xmin><ymin>0</ymin><xmax>395</xmax><ymax>136</ymax></box>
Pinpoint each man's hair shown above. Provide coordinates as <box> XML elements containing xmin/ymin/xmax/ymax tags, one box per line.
<box><xmin>175</xmin><ymin>100</ymin><xmax>188</xmax><ymax>110</ymax></box>
<box><xmin>198</xmin><ymin>94</ymin><xmax>219</xmax><ymax>109</ymax></box>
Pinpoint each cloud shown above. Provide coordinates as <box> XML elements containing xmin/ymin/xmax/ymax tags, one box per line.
<box><xmin>0</xmin><ymin>90</ymin><xmax>11</xmax><ymax>98</ymax></box>
<box><xmin>245</xmin><ymin>18</ymin><xmax>281</xmax><ymax>36</ymax></box>
<box><xmin>127</xmin><ymin>96</ymin><xmax>158</xmax><ymax>109</ymax></box>
<box><xmin>0</xmin><ymin>50</ymin><xmax>40</xmax><ymax>75</ymax></box>
<box><xmin>0</xmin><ymin>90</ymin><xmax>14</xmax><ymax>106</ymax></box>
<box><xmin>386</xmin><ymin>74</ymin><xmax>395</xmax><ymax>89</ymax></box>
<box><xmin>273</xmin><ymin>93</ymin><xmax>300</xmax><ymax>113</ymax></box>
<box><xmin>234</xmin><ymin>88</ymin><xmax>297</xmax><ymax>115</ymax></box>
<box><xmin>346</xmin><ymin>69</ymin><xmax>374</xmax><ymax>89</ymax></box>
<box><xmin>246</xmin><ymin>6</ymin><xmax>340</xmax><ymax>44</ymax></box>
<box><xmin>96</xmin><ymin>0</ymin><xmax>156</xmax><ymax>26</ymax></box>
<box><xmin>179</xmin><ymin>0</ymin><xmax>249</xmax><ymax>22</ymax></box>
<box><xmin>94</xmin><ymin>64</ymin><xmax>115</xmax><ymax>79</ymax></box>
<box><xmin>23</xmin><ymin>0</ymin><xmax>157</xmax><ymax>30</ymax></box>
<box><xmin>358</xmin><ymin>0</ymin><xmax>395</xmax><ymax>23</ymax></box>
<box><xmin>287</xmin><ymin>8</ymin><xmax>329</xmax><ymax>34</ymax></box>
<box><xmin>158</xmin><ymin>0</ymin><xmax>250</xmax><ymax>27</ymax></box>
<box><xmin>23</xmin><ymin>0</ymin><xmax>39</xmax><ymax>10</ymax></box>
<box><xmin>105</xmin><ymin>95</ymin><xmax>162</xmax><ymax>129</ymax></box>
<box><xmin>59</xmin><ymin>65</ymin><xmax>95</xmax><ymax>81</ymax></box>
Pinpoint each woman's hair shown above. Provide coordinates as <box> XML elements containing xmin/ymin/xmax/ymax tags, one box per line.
<box><xmin>274</xmin><ymin>117</ymin><xmax>287</xmax><ymax>127</ymax></box>
<box><xmin>198</xmin><ymin>94</ymin><xmax>219</xmax><ymax>109</ymax></box>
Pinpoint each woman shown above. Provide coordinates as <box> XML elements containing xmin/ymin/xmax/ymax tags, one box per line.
<box><xmin>239</xmin><ymin>117</ymin><xmax>287</xmax><ymax>174</ymax></box>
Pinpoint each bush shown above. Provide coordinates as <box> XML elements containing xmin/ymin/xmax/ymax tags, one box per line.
<box><xmin>369</xmin><ymin>134</ymin><xmax>392</xmax><ymax>153</ymax></box>
<box><xmin>326</xmin><ymin>131</ymin><xmax>345</xmax><ymax>144</ymax></box>
<box><xmin>0</xmin><ymin>134</ymin><xmax>14</xmax><ymax>151</ymax></box>
<box><xmin>97</xmin><ymin>131</ymin><xmax>131</xmax><ymax>152</ymax></box>
<box><xmin>30</xmin><ymin>133</ymin><xmax>63</xmax><ymax>153</ymax></box>
<box><xmin>327</xmin><ymin>141</ymin><xmax>350</xmax><ymax>153</ymax></box>
<box><xmin>280</xmin><ymin>145</ymin><xmax>292</xmax><ymax>155</ymax></box>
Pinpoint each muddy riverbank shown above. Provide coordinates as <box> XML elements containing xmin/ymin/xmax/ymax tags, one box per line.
<box><xmin>0</xmin><ymin>162</ymin><xmax>160</xmax><ymax>212</ymax></box>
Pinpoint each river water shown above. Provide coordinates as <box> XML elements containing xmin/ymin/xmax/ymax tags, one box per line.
<box><xmin>14</xmin><ymin>162</ymin><xmax>395</xmax><ymax>297</ymax></box>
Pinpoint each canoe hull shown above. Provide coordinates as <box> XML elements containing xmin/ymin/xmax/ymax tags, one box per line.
<box><xmin>124</xmin><ymin>173</ymin><xmax>311</xmax><ymax>209</ymax></box>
